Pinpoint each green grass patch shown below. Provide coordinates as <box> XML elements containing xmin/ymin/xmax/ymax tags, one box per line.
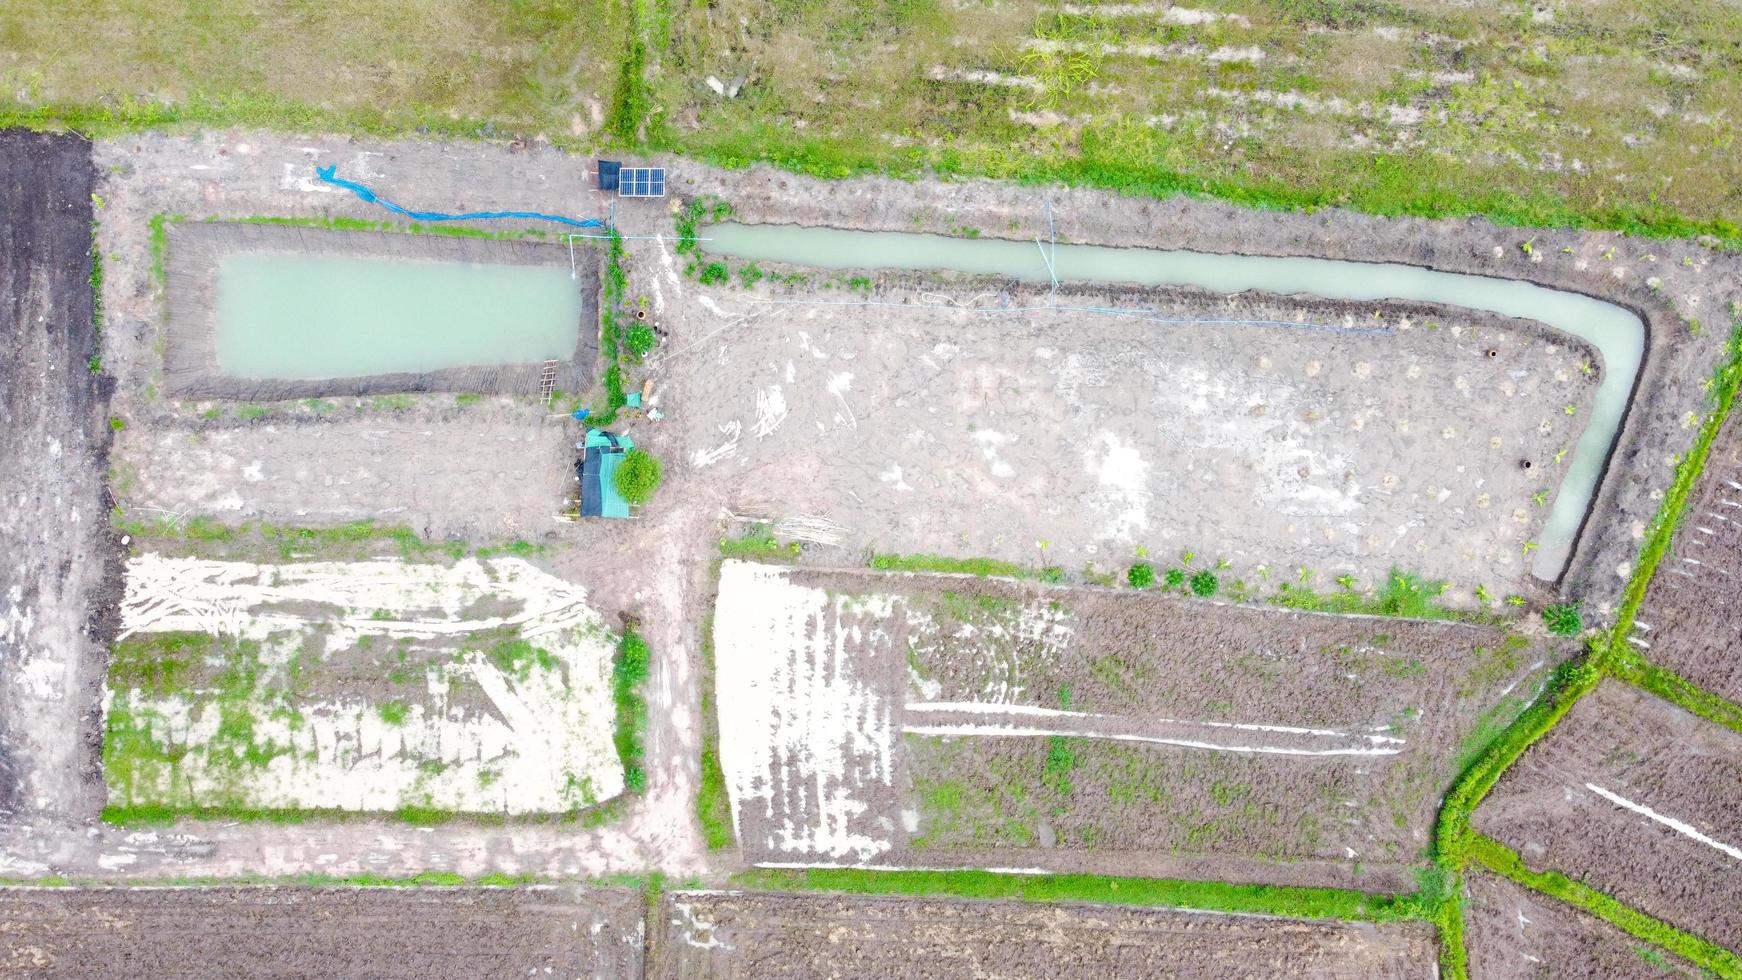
<box><xmin>613</xmin><ymin>624</ymin><xmax>651</xmax><ymax>793</ymax></box>
<box><xmin>695</xmin><ymin>567</ymin><xmax>736</xmax><ymax>851</ymax></box>
<box><xmin>868</xmin><ymin>552</ymin><xmax>1031</xmax><ymax>579</ymax></box>
<box><xmin>1471</xmin><ymin>835</ymin><xmax>1740</xmax><ymax>977</ymax></box>
<box><xmin>1612</xmin><ymin>655</ymin><xmax>1742</xmax><ymax>736</ymax></box>
<box><xmin>719</xmin><ymin>522</ymin><xmax>801</xmax><ymax>561</ymax></box>
<box><xmin>732</xmin><ymin>867</ymin><xmax>1431</xmax><ymax>922</ymax></box>
<box><xmin>1273</xmin><ymin>568</ymin><xmax>1465</xmax><ymax>622</ymax></box>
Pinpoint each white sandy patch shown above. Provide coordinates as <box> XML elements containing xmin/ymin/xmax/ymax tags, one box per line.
<box><xmin>1087</xmin><ymin>431</ymin><xmax>1150</xmax><ymax>539</ymax></box>
<box><xmin>752</xmin><ymin>386</ymin><xmax>789</xmax><ymax>439</ymax></box>
<box><xmin>111</xmin><ymin>555</ymin><xmax>622</xmax><ymax>815</ymax></box>
<box><xmin>714</xmin><ymin>562</ymin><xmax>897</xmax><ymax>861</ymax></box>
<box><xmin>1585</xmin><ymin>783</ymin><xmax>1742</xmax><ymax>861</ymax></box>
<box><xmin>692</xmin><ymin>420</ymin><xmax>742</xmax><ymax>468</ymax></box>
<box><xmin>972</xmin><ymin>429</ymin><xmax>1017</xmax><ymax>479</ymax></box>
<box><xmin>903</xmin><ymin>723</ymin><xmax>1403</xmax><ymax>757</ymax></box>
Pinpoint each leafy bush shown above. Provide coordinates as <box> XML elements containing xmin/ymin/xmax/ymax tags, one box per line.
<box><xmin>626</xmin><ymin>322</ymin><xmax>656</xmax><ymax>359</ymax></box>
<box><xmin>1164</xmin><ymin>567</ymin><xmax>1186</xmax><ymax>589</ymax></box>
<box><xmin>698</xmin><ymin>262</ymin><xmax>728</xmax><ymax>285</ymax></box>
<box><xmin>614</xmin><ymin>449</ymin><xmax>662</xmax><ymax>505</ymax></box>
<box><xmin>1190</xmin><ymin>570</ymin><xmax>1220</xmax><ymax>597</ymax></box>
<box><xmin>1543</xmin><ymin>601</ymin><xmax>1583</xmax><ymax>636</ymax></box>
<box><xmin>1127</xmin><ymin>562</ymin><xmax>1154</xmax><ymax>588</ymax></box>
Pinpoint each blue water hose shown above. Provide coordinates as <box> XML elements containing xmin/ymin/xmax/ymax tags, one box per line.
<box><xmin>314</xmin><ymin>165</ymin><xmax>606</xmax><ymax>229</ymax></box>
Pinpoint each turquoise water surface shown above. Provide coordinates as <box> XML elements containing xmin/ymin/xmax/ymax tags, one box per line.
<box><xmin>215</xmin><ymin>253</ymin><xmax>582</xmax><ymax>380</ymax></box>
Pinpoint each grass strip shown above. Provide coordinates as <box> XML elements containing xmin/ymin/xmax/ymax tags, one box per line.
<box><xmin>99</xmin><ymin>796</ymin><xmax>629</xmax><ymax>830</ymax></box>
<box><xmin>1605</xmin><ymin>320</ymin><xmax>1742</xmax><ymax>659</ymax></box>
<box><xmin>1469</xmin><ymin>835</ymin><xmax>1742</xmax><ymax>978</ymax></box>
<box><xmin>867</xmin><ymin>553</ymin><xmax>1033</xmax><ymax>579</ymax></box>
<box><xmin>731</xmin><ymin>867</ymin><xmax>1430</xmax><ymax>923</ymax></box>
<box><xmin>694</xmin><ymin>583</ymin><xmax>735</xmax><ymax>850</ymax></box>
<box><xmin>613</xmin><ymin>625</ymin><xmax>651</xmax><ymax>793</ymax></box>
<box><xmin>654</xmin><ymin>125</ymin><xmax>1742</xmax><ymax>252</ymax></box>
<box><xmin>0</xmin><ymin>871</ymin><xmax>665</xmax><ymax>890</ymax></box>
<box><xmin>1612</xmin><ymin>654</ymin><xmax>1742</xmax><ymax>736</ymax></box>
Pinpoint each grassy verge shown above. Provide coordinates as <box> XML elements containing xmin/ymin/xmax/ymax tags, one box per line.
<box><xmin>695</xmin><ymin>560</ymin><xmax>735</xmax><ymax>850</ymax></box>
<box><xmin>732</xmin><ymin>867</ymin><xmax>1433</xmax><ymax>923</ymax></box>
<box><xmin>1470</xmin><ymin>836</ymin><xmax>1742</xmax><ymax>978</ymax></box>
<box><xmin>868</xmin><ymin>552</ymin><xmax>1036</xmax><ymax>579</ymax></box>
<box><xmin>613</xmin><ymin>624</ymin><xmax>651</xmax><ymax>793</ymax></box>
<box><xmin>719</xmin><ymin>523</ymin><xmax>801</xmax><ymax>562</ymax></box>
<box><xmin>99</xmin><ymin>795</ymin><xmax>629</xmax><ymax>830</ymax></box>
<box><xmin>1612</xmin><ymin>654</ymin><xmax>1742</xmax><ymax>736</ymax></box>
<box><xmin>1427</xmin><ymin>319</ymin><xmax>1742</xmax><ymax>976</ymax></box>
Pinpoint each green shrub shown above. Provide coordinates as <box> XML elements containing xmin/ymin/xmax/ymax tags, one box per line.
<box><xmin>1543</xmin><ymin>601</ymin><xmax>1583</xmax><ymax>637</ymax></box>
<box><xmin>1164</xmin><ymin>567</ymin><xmax>1186</xmax><ymax>589</ymax></box>
<box><xmin>614</xmin><ymin>627</ymin><xmax>651</xmax><ymax>793</ymax></box>
<box><xmin>1040</xmin><ymin>566</ymin><xmax>1066</xmax><ymax>584</ymax></box>
<box><xmin>698</xmin><ymin>262</ymin><xmax>728</xmax><ymax>285</ymax></box>
<box><xmin>1127</xmin><ymin>563</ymin><xmax>1154</xmax><ymax>588</ymax></box>
<box><xmin>614</xmin><ymin>450</ymin><xmax>662</xmax><ymax>506</ymax></box>
<box><xmin>626</xmin><ymin>322</ymin><xmax>656</xmax><ymax>359</ymax></box>
<box><xmin>1190</xmin><ymin>570</ymin><xmax>1220</xmax><ymax>597</ymax></box>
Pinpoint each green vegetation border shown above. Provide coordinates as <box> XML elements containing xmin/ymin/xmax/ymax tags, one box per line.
<box><xmin>694</xmin><ymin>558</ymin><xmax>735</xmax><ymax>850</ymax></box>
<box><xmin>1470</xmin><ymin>835</ymin><xmax>1742</xmax><ymax>978</ymax></box>
<box><xmin>1431</xmin><ymin>319</ymin><xmax>1742</xmax><ymax>976</ymax></box>
<box><xmin>1613</xmin><ymin>654</ymin><xmax>1742</xmax><ymax>736</ymax></box>
<box><xmin>732</xmin><ymin>867</ymin><xmax>1435</xmax><ymax>923</ymax></box>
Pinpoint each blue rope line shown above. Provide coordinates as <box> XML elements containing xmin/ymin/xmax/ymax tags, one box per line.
<box><xmin>314</xmin><ymin>166</ymin><xmax>606</xmax><ymax>229</ymax></box>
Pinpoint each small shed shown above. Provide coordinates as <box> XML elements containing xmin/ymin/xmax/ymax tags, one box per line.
<box><xmin>576</xmin><ymin>428</ymin><xmax>634</xmax><ymax>518</ymax></box>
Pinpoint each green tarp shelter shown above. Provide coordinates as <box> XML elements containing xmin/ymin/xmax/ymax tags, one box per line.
<box><xmin>577</xmin><ymin>428</ymin><xmax>634</xmax><ymax>518</ymax></box>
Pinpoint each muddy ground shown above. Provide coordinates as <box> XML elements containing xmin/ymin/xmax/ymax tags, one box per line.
<box><xmin>717</xmin><ymin>563</ymin><xmax>1564</xmax><ymax>891</ymax></box>
<box><xmin>0</xmin><ymin>130</ymin><xmax>118</xmax><ymax>824</ymax></box>
<box><xmin>1</xmin><ymin>124</ymin><xmax>1732</xmax><ymax>885</ymax></box>
<box><xmin>1463</xmin><ymin>871</ymin><xmax>1701</xmax><ymax>980</ymax></box>
<box><xmin>1473</xmin><ymin>680</ymin><xmax>1742</xmax><ymax>952</ymax></box>
<box><xmin>659</xmin><ymin>274</ymin><xmax>1599</xmax><ymax>604</ymax></box>
<box><xmin>656</xmin><ymin>889</ymin><xmax>1435</xmax><ymax>980</ymax></box>
<box><xmin>122</xmin><ymin>403</ymin><xmax>577</xmax><ymax>542</ymax></box>
<box><xmin>1628</xmin><ymin>411</ymin><xmax>1742</xmax><ymax>704</ymax></box>
<box><xmin>0</xmin><ymin>884</ymin><xmax>643</xmax><ymax>979</ymax></box>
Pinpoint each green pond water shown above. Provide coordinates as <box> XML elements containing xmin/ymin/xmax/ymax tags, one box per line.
<box><xmin>702</xmin><ymin>223</ymin><xmax>1646</xmax><ymax>581</ymax></box>
<box><xmin>214</xmin><ymin>253</ymin><xmax>582</xmax><ymax>381</ymax></box>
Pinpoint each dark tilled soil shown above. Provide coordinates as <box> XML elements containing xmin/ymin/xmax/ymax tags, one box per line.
<box><xmin>795</xmin><ymin>568</ymin><xmax>1564</xmax><ymax>889</ymax></box>
<box><xmin>0</xmin><ymin>129</ymin><xmax>119</xmax><ymax>821</ymax></box>
<box><xmin>0</xmin><ymin>885</ymin><xmax>643</xmax><ymax>979</ymax></box>
<box><xmin>1629</xmin><ymin>414</ymin><xmax>1742</xmax><ymax>703</ymax></box>
<box><xmin>655</xmin><ymin>890</ymin><xmax>1435</xmax><ymax>980</ymax></box>
<box><xmin>1473</xmin><ymin>680</ymin><xmax>1742</xmax><ymax>952</ymax></box>
<box><xmin>1464</xmin><ymin>871</ymin><xmax>1700</xmax><ymax>980</ymax></box>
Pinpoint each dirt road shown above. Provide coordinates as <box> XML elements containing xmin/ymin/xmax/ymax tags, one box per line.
<box><xmin>0</xmin><ymin>130</ymin><xmax>118</xmax><ymax>825</ymax></box>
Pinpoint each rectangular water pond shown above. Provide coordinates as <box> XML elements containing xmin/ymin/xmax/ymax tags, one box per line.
<box><xmin>215</xmin><ymin>252</ymin><xmax>582</xmax><ymax>380</ymax></box>
<box><xmin>162</xmin><ymin>222</ymin><xmax>598</xmax><ymax>399</ymax></box>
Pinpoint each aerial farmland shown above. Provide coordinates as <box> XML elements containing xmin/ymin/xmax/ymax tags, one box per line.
<box><xmin>3</xmin><ymin>2</ymin><xmax>1742</xmax><ymax>977</ymax></box>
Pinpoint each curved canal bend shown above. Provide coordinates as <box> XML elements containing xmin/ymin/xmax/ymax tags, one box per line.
<box><xmin>700</xmin><ymin>223</ymin><xmax>1645</xmax><ymax>583</ymax></box>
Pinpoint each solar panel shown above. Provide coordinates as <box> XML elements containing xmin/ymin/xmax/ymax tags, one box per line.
<box><xmin>617</xmin><ymin>167</ymin><xmax>667</xmax><ymax>198</ymax></box>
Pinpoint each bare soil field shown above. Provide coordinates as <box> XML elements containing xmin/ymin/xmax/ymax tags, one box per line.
<box><xmin>0</xmin><ymin>130</ymin><xmax>118</xmax><ymax>823</ymax></box>
<box><xmin>0</xmin><ymin>884</ymin><xmax>643</xmax><ymax>979</ymax></box>
<box><xmin>1473</xmin><ymin>680</ymin><xmax>1742</xmax><ymax>952</ymax></box>
<box><xmin>715</xmin><ymin>561</ymin><xmax>1564</xmax><ymax>890</ymax></box>
<box><xmin>1464</xmin><ymin>871</ymin><xmax>1702</xmax><ymax>980</ymax></box>
<box><xmin>663</xmin><ymin>272</ymin><xmax>1599</xmax><ymax>603</ymax></box>
<box><xmin>119</xmin><ymin>404</ymin><xmax>577</xmax><ymax>542</ymax></box>
<box><xmin>1628</xmin><ymin>411</ymin><xmax>1742</xmax><ymax>703</ymax></box>
<box><xmin>655</xmin><ymin>889</ymin><xmax>1435</xmax><ymax>980</ymax></box>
